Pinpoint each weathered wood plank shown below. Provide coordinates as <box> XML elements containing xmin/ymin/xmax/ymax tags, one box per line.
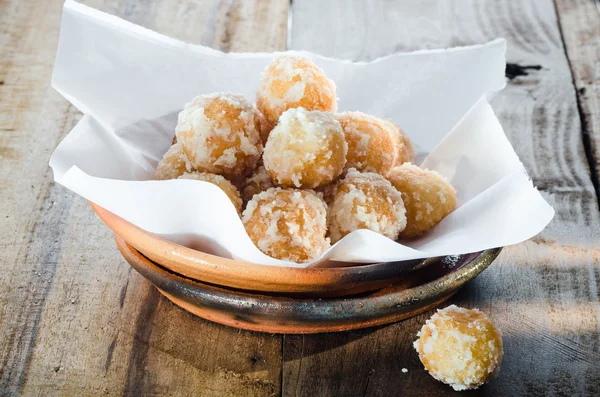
<box><xmin>0</xmin><ymin>0</ymin><xmax>287</xmax><ymax>395</ymax></box>
<box><xmin>286</xmin><ymin>0</ymin><xmax>600</xmax><ymax>395</ymax></box>
<box><xmin>0</xmin><ymin>0</ymin><xmax>89</xmax><ymax>391</ymax></box>
<box><xmin>2</xmin><ymin>0</ymin><xmax>599</xmax><ymax>396</ymax></box>
<box><xmin>554</xmin><ymin>0</ymin><xmax>600</xmax><ymax>202</ymax></box>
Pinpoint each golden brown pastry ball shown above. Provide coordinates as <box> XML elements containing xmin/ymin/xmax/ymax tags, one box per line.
<box><xmin>382</xmin><ymin>119</ymin><xmax>414</xmax><ymax>166</ymax></box>
<box><xmin>334</xmin><ymin>112</ymin><xmax>398</xmax><ymax>176</ymax></box>
<box><xmin>155</xmin><ymin>143</ymin><xmax>189</xmax><ymax>180</ymax></box>
<box><xmin>387</xmin><ymin>163</ymin><xmax>457</xmax><ymax>238</ymax></box>
<box><xmin>414</xmin><ymin>305</ymin><xmax>503</xmax><ymax>391</ymax></box>
<box><xmin>242</xmin><ymin>188</ymin><xmax>329</xmax><ymax>263</ymax></box>
<box><xmin>175</xmin><ymin>92</ymin><xmax>263</xmax><ymax>177</ymax></box>
<box><xmin>327</xmin><ymin>169</ymin><xmax>406</xmax><ymax>243</ymax></box>
<box><xmin>263</xmin><ymin>107</ymin><xmax>347</xmax><ymax>189</ymax></box>
<box><xmin>256</xmin><ymin>55</ymin><xmax>338</xmax><ymax>136</ymax></box>
<box><xmin>241</xmin><ymin>165</ymin><xmax>274</xmax><ymax>203</ymax></box>
<box><xmin>179</xmin><ymin>171</ymin><xmax>243</xmax><ymax>215</ymax></box>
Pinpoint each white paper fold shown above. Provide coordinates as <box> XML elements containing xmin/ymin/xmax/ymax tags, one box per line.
<box><xmin>50</xmin><ymin>0</ymin><xmax>554</xmax><ymax>268</ymax></box>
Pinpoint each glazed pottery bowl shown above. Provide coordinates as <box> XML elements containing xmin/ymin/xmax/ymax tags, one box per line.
<box><xmin>115</xmin><ymin>235</ymin><xmax>502</xmax><ymax>333</ymax></box>
<box><xmin>91</xmin><ymin>203</ymin><xmax>437</xmax><ymax>297</ymax></box>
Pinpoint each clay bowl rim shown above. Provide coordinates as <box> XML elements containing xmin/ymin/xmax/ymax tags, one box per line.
<box><xmin>116</xmin><ymin>235</ymin><xmax>503</xmax><ymax>333</ymax></box>
<box><xmin>91</xmin><ymin>202</ymin><xmax>447</xmax><ymax>295</ymax></box>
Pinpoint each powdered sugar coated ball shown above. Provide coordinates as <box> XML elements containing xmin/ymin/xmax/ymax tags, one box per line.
<box><xmin>155</xmin><ymin>143</ymin><xmax>190</xmax><ymax>180</ymax></box>
<box><xmin>175</xmin><ymin>93</ymin><xmax>263</xmax><ymax>177</ymax></box>
<box><xmin>179</xmin><ymin>171</ymin><xmax>243</xmax><ymax>215</ymax></box>
<box><xmin>335</xmin><ymin>112</ymin><xmax>398</xmax><ymax>176</ymax></box>
<box><xmin>263</xmin><ymin>107</ymin><xmax>347</xmax><ymax>189</ymax></box>
<box><xmin>327</xmin><ymin>169</ymin><xmax>406</xmax><ymax>243</ymax></box>
<box><xmin>414</xmin><ymin>305</ymin><xmax>503</xmax><ymax>391</ymax></box>
<box><xmin>242</xmin><ymin>188</ymin><xmax>330</xmax><ymax>263</ymax></box>
<box><xmin>256</xmin><ymin>55</ymin><xmax>338</xmax><ymax>136</ymax></box>
<box><xmin>387</xmin><ymin>163</ymin><xmax>457</xmax><ymax>238</ymax></box>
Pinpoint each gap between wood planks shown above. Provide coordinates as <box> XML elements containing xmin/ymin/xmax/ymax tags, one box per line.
<box><xmin>553</xmin><ymin>0</ymin><xmax>600</xmax><ymax>209</ymax></box>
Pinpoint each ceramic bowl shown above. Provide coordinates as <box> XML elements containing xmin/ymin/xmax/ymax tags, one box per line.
<box><xmin>91</xmin><ymin>203</ymin><xmax>436</xmax><ymax>297</ymax></box>
<box><xmin>116</xmin><ymin>235</ymin><xmax>502</xmax><ymax>333</ymax></box>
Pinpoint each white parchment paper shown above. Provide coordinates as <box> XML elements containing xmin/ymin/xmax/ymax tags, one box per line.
<box><xmin>49</xmin><ymin>0</ymin><xmax>554</xmax><ymax>268</ymax></box>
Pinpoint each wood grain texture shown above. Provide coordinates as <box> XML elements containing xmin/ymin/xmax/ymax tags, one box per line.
<box><xmin>2</xmin><ymin>0</ymin><xmax>599</xmax><ymax>396</ymax></box>
<box><xmin>0</xmin><ymin>0</ymin><xmax>287</xmax><ymax>395</ymax></box>
<box><xmin>287</xmin><ymin>0</ymin><xmax>600</xmax><ymax>395</ymax></box>
<box><xmin>554</xmin><ymin>0</ymin><xmax>600</xmax><ymax>201</ymax></box>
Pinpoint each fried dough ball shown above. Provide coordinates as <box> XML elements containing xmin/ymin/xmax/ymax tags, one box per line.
<box><xmin>155</xmin><ymin>143</ymin><xmax>189</xmax><ymax>180</ymax></box>
<box><xmin>241</xmin><ymin>165</ymin><xmax>274</xmax><ymax>203</ymax></box>
<box><xmin>414</xmin><ymin>305</ymin><xmax>503</xmax><ymax>391</ymax></box>
<box><xmin>327</xmin><ymin>169</ymin><xmax>406</xmax><ymax>243</ymax></box>
<box><xmin>387</xmin><ymin>163</ymin><xmax>457</xmax><ymax>238</ymax></box>
<box><xmin>179</xmin><ymin>171</ymin><xmax>243</xmax><ymax>215</ymax></box>
<box><xmin>257</xmin><ymin>55</ymin><xmax>338</xmax><ymax>135</ymax></box>
<box><xmin>263</xmin><ymin>108</ymin><xmax>347</xmax><ymax>189</ymax></box>
<box><xmin>334</xmin><ymin>112</ymin><xmax>397</xmax><ymax>176</ymax></box>
<box><xmin>242</xmin><ymin>188</ymin><xmax>330</xmax><ymax>263</ymax></box>
<box><xmin>175</xmin><ymin>93</ymin><xmax>263</xmax><ymax>177</ymax></box>
<box><xmin>383</xmin><ymin>119</ymin><xmax>414</xmax><ymax>166</ymax></box>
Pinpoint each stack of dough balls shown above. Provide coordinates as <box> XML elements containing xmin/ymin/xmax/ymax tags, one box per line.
<box><xmin>154</xmin><ymin>55</ymin><xmax>458</xmax><ymax>263</ymax></box>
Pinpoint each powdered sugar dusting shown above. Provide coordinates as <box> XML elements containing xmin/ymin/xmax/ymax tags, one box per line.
<box><xmin>328</xmin><ymin>169</ymin><xmax>406</xmax><ymax>243</ymax></box>
<box><xmin>175</xmin><ymin>92</ymin><xmax>263</xmax><ymax>176</ymax></box>
<box><xmin>335</xmin><ymin>112</ymin><xmax>399</xmax><ymax>175</ymax></box>
<box><xmin>256</xmin><ymin>55</ymin><xmax>338</xmax><ymax>131</ymax></box>
<box><xmin>388</xmin><ymin>163</ymin><xmax>457</xmax><ymax>238</ymax></box>
<box><xmin>242</xmin><ymin>188</ymin><xmax>330</xmax><ymax>263</ymax></box>
<box><xmin>263</xmin><ymin>107</ymin><xmax>346</xmax><ymax>189</ymax></box>
<box><xmin>414</xmin><ymin>305</ymin><xmax>503</xmax><ymax>391</ymax></box>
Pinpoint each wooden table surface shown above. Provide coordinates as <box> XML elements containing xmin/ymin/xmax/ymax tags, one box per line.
<box><xmin>1</xmin><ymin>0</ymin><xmax>599</xmax><ymax>395</ymax></box>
